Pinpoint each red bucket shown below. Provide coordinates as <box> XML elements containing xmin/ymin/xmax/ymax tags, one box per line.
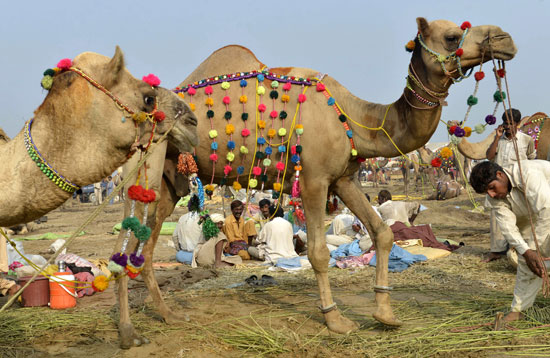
<box><xmin>18</xmin><ymin>275</ymin><xmax>50</xmax><ymax>307</ymax></box>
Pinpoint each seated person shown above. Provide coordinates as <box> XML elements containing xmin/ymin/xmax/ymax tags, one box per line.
<box><xmin>172</xmin><ymin>211</ymin><xmax>203</xmax><ymax>264</ymax></box>
<box><xmin>284</xmin><ymin>200</ymin><xmax>308</xmax><ymax>254</ymax></box>
<box><xmin>253</xmin><ymin>198</ymin><xmax>271</xmax><ymax>233</ymax></box>
<box><xmin>223</xmin><ymin>200</ymin><xmax>257</xmax><ymax>255</ymax></box>
<box><xmin>0</xmin><ymin>278</ymin><xmax>20</xmax><ymax>297</ymax></box>
<box><xmin>192</xmin><ymin>214</ymin><xmax>242</xmax><ymax>268</ymax></box>
<box><xmin>1</xmin><ymin>235</ymin><xmax>21</xmax><ymax>296</ymax></box>
<box><xmin>248</xmin><ymin>205</ymin><xmax>298</xmax><ymax>263</ymax></box>
<box><xmin>376</xmin><ymin>189</ymin><xmax>420</xmax><ymax>226</ymax></box>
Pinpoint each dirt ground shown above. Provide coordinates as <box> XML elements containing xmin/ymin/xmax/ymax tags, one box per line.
<box><xmin>3</xmin><ymin>178</ymin><xmax>550</xmax><ymax>358</ymax></box>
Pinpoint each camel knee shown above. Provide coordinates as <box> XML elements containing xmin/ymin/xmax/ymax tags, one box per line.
<box><xmin>374</xmin><ymin>225</ymin><xmax>393</xmax><ymax>251</ymax></box>
<box><xmin>307</xmin><ymin>243</ymin><xmax>330</xmax><ymax>271</ymax></box>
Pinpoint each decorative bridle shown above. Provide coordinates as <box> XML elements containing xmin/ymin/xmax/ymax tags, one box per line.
<box><xmin>31</xmin><ymin>58</ymin><xmax>166</xmax><ymax>194</ymax></box>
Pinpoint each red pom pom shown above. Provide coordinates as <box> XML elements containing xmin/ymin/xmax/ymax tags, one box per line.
<box><xmin>258</xmin><ymin>104</ymin><xmax>266</xmax><ymax>112</ymax></box>
<box><xmin>455</xmin><ymin>48</ymin><xmax>464</xmax><ymax>57</ymax></box>
<box><xmin>252</xmin><ymin>166</ymin><xmax>262</xmax><ymax>176</ymax></box>
<box><xmin>449</xmin><ymin>125</ymin><xmax>457</xmax><ymax>135</ymax></box>
<box><xmin>270</xmin><ymin>110</ymin><xmax>278</xmax><ymax>119</ymax></box>
<box><xmin>209</xmin><ymin>153</ymin><xmax>219</xmax><ymax>162</ymax></box>
<box><xmin>153</xmin><ymin>111</ymin><xmax>165</xmax><ymax>122</ymax></box>
<box><xmin>316</xmin><ymin>83</ymin><xmax>326</xmax><ymax>92</ymax></box>
<box><xmin>497</xmin><ymin>69</ymin><xmax>506</xmax><ymax>78</ymax></box>
<box><xmin>141</xmin><ymin>189</ymin><xmax>156</xmax><ymax>203</ymax></box>
<box><xmin>356</xmin><ymin>157</ymin><xmax>366</xmax><ymax>163</ymax></box>
<box><xmin>298</xmin><ymin>94</ymin><xmax>307</xmax><ymax>103</ymax></box>
<box><xmin>128</xmin><ymin>185</ymin><xmax>144</xmax><ymax>201</ymax></box>
<box><xmin>142</xmin><ymin>74</ymin><xmax>161</xmax><ymax>87</ymax></box>
<box><xmin>431</xmin><ymin>158</ymin><xmax>442</xmax><ymax>167</ymax></box>
<box><xmin>188</xmin><ymin>87</ymin><xmax>196</xmax><ymax>96</ymax></box>
<box><xmin>126</xmin><ymin>270</ymin><xmax>140</xmax><ymax>279</ymax></box>
<box><xmin>224</xmin><ymin>165</ymin><xmax>232</xmax><ymax>176</ymax></box>
<box><xmin>57</xmin><ymin>58</ymin><xmax>72</xmax><ymax>70</ymax></box>
<box><xmin>474</xmin><ymin>71</ymin><xmax>485</xmax><ymax>81</ymax></box>
<box><xmin>204</xmin><ymin>86</ymin><xmax>213</xmax><ymax>95</ymax></box>
<box><xmin>460</xmin><ymin>21</ymin><xmax>471</xmax><ymax>30</ymax></box>
<box><xmin>223</xmin><ymin>96</ymin><xmax>231</xmax><ymax>105</ymax></box>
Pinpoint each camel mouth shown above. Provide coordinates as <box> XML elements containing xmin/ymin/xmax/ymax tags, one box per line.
<box><xmin>481</xmin><ymin>33</ymin><xmax>517</xmax><ymax>61</ymax></box>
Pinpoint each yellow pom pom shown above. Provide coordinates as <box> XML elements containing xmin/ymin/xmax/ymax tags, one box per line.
<box><xmin>296</xmin><ymin>124</ymin><xmax>304</xmax><ymax>130</ymax></box>
<box><xmin>93</xmin><ymin>275</ymin><xmax>109</xmax><ymax>292</ymax></box>
<box><xmin>226</xmin><ymin>152</ymin><xmax>235</xmax><ymax>162</ymax></box>
<box><xmin>273</xmin><ymin>182</ymin><xmax>282</xmax><ymax>192</ymax></box>
<box><xmin>189</xmin><ymin>103</ymin><xmax>196</xmax><ymax>111</ymax></box>
<box><xmin>126</xmin><ymin>265</ymin><xmax>141</xmax><ymax>274</ymax></box>
<box><xmin>53</xmin><ymin>67</ymin><xmax>62</xmax><ymax>74</ymax></box>
<box><xmin>205</xmin><ymin>184</ymin><xmax>215</xmax><ymax>192</ymax></box>
<box><xmin>221</xmin><ymin>81</ymin><xmax>230</xmax><ymax>90</ymax></box>
<box><xmin>205</xmin><ymin>97</ymin><xmax>214</xmax><ymax>106</ymax></box>
<box><xmin>278</xmin><ymin>128</ymin><xmax>287</xmax><ymax>137</ymax></box>
<box><xmin>464</xmin><ymin>126</ymin><xmax>472</xmax><ymax>137</ymax></box>
<box><xmin>267</xmin><ymin>129</ymin><xmax>276</xmax><ymax>138</ymax></box>
<box><xmin>133</xmin><ymin>112</ymin><xmax>148</xmax><ymax>123</ymax></box>
<box><xmin>351</xmin><ymin>149</ymin><xmax>358</xmax><ymax>156</ymax></box>
<box><xmin>440</xmin><ymin>147</ymin><xmax>452</xmax><ymax>159</ymax></box>
<box><xmin>177</xmin><ymin>92</ymin><xmax>185</xmax><ymax>99</ymax></box>
<box><xmin>41</xmin><ymin>75</ymin><xmax>53</xmax><ymax>90</ymax></box>
<box><xmin>405</xmin><ymin>40</ymin><xmax>416</xmax><ymax>52</ymax></box>
<box><xmin>258</xmin><ymin>120</ymin><xmax>266</xmax><ymax>129</ymax></box>
<box><xmin>239</xmin><ymin>95</ymin><xmax>248</xmax><ymax>103</ymax></box>
<box><xmin>240</xmin><ymin>146</ymin><xmax>249</xmax><ymax>154</ymax></box>
<box><xmin>249</xmin><ymin>179</ymin><xmax>258</xmax><ymax>188</ymax></box>
<box><xmin>233</xmin><ymin>181</ymin><xmax>242</xmax><ymax>191</ymax></box>
<box><xmin>281</xmin><ymin>94</ymin><xmax>290</xmax><ymax>103</ymax></box>
<box><xmin>257</xmin><ymin>86</ymin><xmax>266</xmax><ymax>96</ymax></box>
<box><xmin>225</xmin><ymin>124</ymin><xmax>235</xmax><ymax>135</ymax></box>
<box><xmin>209</xmin><ymin>130</ymin><xmax>218</xmax><ymax>139</ymax></box>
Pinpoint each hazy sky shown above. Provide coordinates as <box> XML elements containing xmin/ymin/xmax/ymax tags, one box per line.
<box><xmin>2</xmin><ymin>0</ymin><xmax>549</xmax><ymax>145</ymax></box>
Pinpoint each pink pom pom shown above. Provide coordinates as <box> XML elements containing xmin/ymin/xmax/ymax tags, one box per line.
<box><xmin>258</xmin><ymin>104</ymin><xmax>266</xmax><ymax>113</ymax></box>
<box><xmin>252</xmin><ymin>166</ymin><xmax>262</xmax><ymax>176</ymax></box>
<box><xmin>298</xmin><ymin>94</ymin><xmax>307</xmax><ymax>103</ymax></box>
<box><xmin>209</xmin><ymin>153</ymin><xmax>219</xmax><ymax>162</ymax></box>
<box><xmin>316</xmin><ymin>83</ymin><xmax>325</xmax><ymax>92</ymax></box>
<box><xmin>292</xmin><ymin>179</ymin><xmax>301</xmax><ymax>198</ymax></box>
<box><xmin>57</xmin><ymin>58</ymin><xmax>72</xmax><ymax>70</ymax></box>
<box><xmin>223</xmin><ymin>96</ymin><xmax>231</xmax><ymax>105</ymax></box>
<box><xmin>291</xmin><ymin>145</ymin><xmax>297</xmax><ymax>155</ymax></box>
<box><xmin>188</xmin><ymin>87</ymin><xmax>196</xmax><ymax>96</ymax></box>
<box><xmin>224</xmin><ymin>165</ymin><xmax>232</xmax><ymax>175</ymax></box>
<box><xmin>283</xmin><ymin>83</ymin><xmax>292</xmax><ymax>91</ymax></box>
<box><xmin>142</xmin><ymin>74</ymin><xmax>161</xmax><ymax>87</ymax></box>
<box><xmin>241</xmin><ymin>128</ymin><xmax>251</xmax><ymax>137</ymax></box>
<box><xmin>276</xmin><ymin>162</ymin><xmax>285</xmax><ymax>171</ymax></box>
<box><xmin>205</xmin><ymin>86</ymin><xmax>213</xmax><ymax>95</ymax></box>
<box><xmin>270</xmin><ymin>110</ymin><xmax>278</xmax><ymax>119</ymax></box>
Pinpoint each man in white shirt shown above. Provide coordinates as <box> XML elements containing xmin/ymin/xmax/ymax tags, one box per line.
<box><xmin>248</xmin><ymin>206</ymin><xmax>298</xmax><ymax>263</ymax></box>
<box><xmin>376</xmin><ymin>190</ymin><xmax>420</xmax><ymax>226</ymax></box>
<box><xmin>470</xmin><ymin>160</ymin><xmax>550</xmax><ymax>322</ymax></box>
<box><xmin>484</xmin><ymin>108</ymin><xmax>537</xmax><ymax>262</ymax></box>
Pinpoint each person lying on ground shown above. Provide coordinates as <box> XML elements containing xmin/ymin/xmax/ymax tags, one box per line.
<box><xmin>470</xmin><ymin>159</ymin><xmax>550</xmax><ymax>322</ymax></box>
<box><xmin>376</xmin><ymin>189</ymin><xmax>420</xmax><ymax>226</ymax></box>
<box><xmin>248</xmin><ymin>205</ymin><xmax>298</xmax><ymax>263</ymax></box>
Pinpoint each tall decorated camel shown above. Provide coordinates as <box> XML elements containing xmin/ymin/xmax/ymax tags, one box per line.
<box><xmin>457</xmin><ymin>112</ymin><xmax>550</xmax><ymax>160</ymax></box>
<box><xmin>111</xmin><ymin>18</ymin><xmax>516</xmax><ymax>348</ymax></box>
<box><xmin>0</xmin><ymin>47</ymin><xmax>198</xmax><ymax>227</ymax></box>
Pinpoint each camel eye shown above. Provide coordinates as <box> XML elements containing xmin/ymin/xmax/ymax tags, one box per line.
<box><xmin>445</xmin><ymin>35</ymin><xmax>459</xmax><ymax>44</ymax></box>
<box><xmin>144</xmin><ymin>96</ymin><xmax>155</xmax><ymax>106</ymax></box>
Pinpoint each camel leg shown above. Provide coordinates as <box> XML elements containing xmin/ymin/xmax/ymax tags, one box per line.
<box><xmin>117</xmin><ymin>273</ymin><xmax>150</xmax><ymax>348</ymax></box>
<box><xmin>333</xmin><ymin>175</ymin><xmax>402</xmax><ymax>327</ymax></box>
<box><xmin>301</xmin><ymin>178</ymin><xmax>359</xmax><ymax>334</ymax></box>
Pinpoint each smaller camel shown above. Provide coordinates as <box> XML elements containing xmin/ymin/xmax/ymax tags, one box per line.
<box><xmin>365</xmin><ymin>158</ymin><xmax>389</xmax><ymax>186</ymax></box>
<box><xmin>0</xmin><ymin>47</ymin><xmax>198</xmax><ymax>227</ymax></box>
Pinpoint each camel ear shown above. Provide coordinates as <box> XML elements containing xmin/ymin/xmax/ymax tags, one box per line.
<box><xmin>103</xmin><ymin>46</ymin><xmax>125</xmax><ymax>88</ymax></box>
<box><xmin>416</xmin><ymin>17</ymin><xmax>430</xmax><ymax>39</ymax></box>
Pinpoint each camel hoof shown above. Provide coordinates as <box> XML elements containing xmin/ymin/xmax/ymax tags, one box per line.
<box><xmin>163</xmin><ymin>311</ymin><xmax>190</xmax><ymax>325</ymax></box>
<box><xmin>119</xmin><ymin>323</ymin><xmax>150</xmax><ymax>349</ymax></box>
<box><xmin>325</xmin><ymin>310</ymin><xmax>359</xmax><ymax>334</ymax></box>
<box><xmin>372</xmin><ymin>312</ymin><xmax>403</xmax><ymax>327</ymax></box>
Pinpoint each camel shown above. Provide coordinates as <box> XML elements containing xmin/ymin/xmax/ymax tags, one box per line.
<box><xmin>365</xmin><ymin>157</ymin><xmax>389</xmax><ymax>186</ymax></box>
<box><xmin>457</xmin><ymin>112</ymin><xmax>550</xmax><ymax>161</ymax></box>
<box><xmin>0</xmin><ymin>47</ymin><xmax>198</xmax><ymax>228</ymax></box>
<box><xmin>112</xmin><ymin>18</ymin><xmax>516</xmax><ymax>348</ymax></box>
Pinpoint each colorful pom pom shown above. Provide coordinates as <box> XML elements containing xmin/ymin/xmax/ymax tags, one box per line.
<box><xmin>225</xmin><ymin>124</ymin><xmax>235</xmax><ymax>135</ymax></box>
<box><xmin>142</xmin><ymin>74</ymin><xmax>160</xmax><ymax>87</ymax></box>
<box><xmin>258</xmin><ymin>104</ymin><xmax>266</xmax><ymax>112</ymax></box>
<box><xmin>257</xmin><ymin>74</ymin><xmax>265</xmax><ymax>81</ymax></box>
<box><xmin>497</xmin><ymin>69</ymin><xmax>506</xmax><ymax>78</ymax></box>
<box><xmin>449</xmin><ymin>125</ymin><xmax>457</xmax><ymax>135</ymax></box>
<box><xmin>279</xmin><ymin>111</ymin><xmax>288</xmax><ymax>119</ymax></box>
<box><xmin>41</xmin><ymin>76</ymin><xmax>53</xmax><ymax>90</ymax></box>
<box><xmin>460</xmin><ymin>21</ymin><xmax>472</xmax><ymax>30</ymax></box>
<box><xmin>278</xmin><ymin>145</ymin><xmax>286</xmax><ymax>153</ymax></box>
<box><xmin>224</xmin><ymin>165</ymin><xmax>233</xmax><ymax>175</ymax></box>
<box><xmin>188</xmin><ymin>87</ymin><xmax>196</xmax><ymax>96</ymax></box>
<box><xmin>129</xmin><ymin>253</ymin><xmax>145</xmax><ymax>267</ymax></box>
<box><xmin>278</xmin><ymin>128</ymin><xmax>287</xmax><ymax>137</ymax></box>
<box><xmin>263</xmin><ymin>158</ymin><xmax>272</xmax><ymax>166</ymax></box>
<box><xmin>249</xmin><ymin>179</ymin><xmax>258</xmax><ymax>188</ymax></box>
<box><xmin>265</xmin><ymin>147</ymin><xmax>272</xmax><ymax>155</ymax></box>
<box><xmin>227</xmin><ymin>140</ymin><xmax>236</xmax><ymax>150</ymax></box>
<box><xmin>474</xmin><ymin>71</ymin><xmax>485</xmax><ymax>81</ymax></box>
<box><xmin>226</xmin><ymin>152</ymin><xmax>235</xmax><ymax>162</ymax></box>
<box><xmin>177</xmin><ymin>92</ymin><xmax>185</xmax><ymax>99</ymax></box>
<box><xmin>241</xmin><ymin>128</ymin><xmax>251</xmax><ymax>137</ymax></box>
<box><xmin>454</xmin><ymin>127</ymin><xmax>466</xmax><ymax>137</ymax></box>
<box><xmin>239</xmin><ymin>95</ymin><xmax>248</xmax><ymax>103</ymax></box>
<box><xmin>467</xmin><ymin>95</ymin><xmax>478</xmax><ymax>106</ymax></box>
<box><xmin>135</xmin><ymin>225</ymin><xmax>152</xmax><ymax>241</ymax></box>
<box><xmin>276</xmin><ymin>162</ymin><xmax>285</xmax><ymax>171</ymax></box>
<box><xmin>107</xmin><ymin>261</ymin><xmax>124</xmax><ymax>274</ymax></box>
<box><xmin>316</xmin><ymin>83</ymin><xmax>326</xmax><ymax>92</ymax></box>
<box><xmin>252</xmin><ymin>166</ymin><xmax>262</xmax><ymax>176</ymax></box>
<box><xmin>257</xmin><ymin>86</ymin><xmax>266</xmax><ymax>95</ymax></box>
<box><xmin>485</xmin><ymin>115</ymin><xmax>497</xmax><ymax>125</ymax></box>
<box><xmin>110</xmin><ymin>253</ymin><xmax>128</xmax><ymax>267</ymax></box>
<box><xmin>121</xmin><ymin>216</ymin><xmax>139</xmax><ymax>232</ymax></box>
<box><xmin>270</xmin><ymin>110</ymin><xmax>278</xmax><ymax>119</ymax></box>
<box><xmin>267</xmin><ymin>129</ymin><xmax>276</xmax><ymax>138</ymax></box>
<box><xmin>237</xmin><ymin>166</ymin><xmax>245</xmax><ymax>175</ymax></box>
<box><xmin>271</xmin><ymin>80</ymin><xmax>279</xmax><ymax>89</ymax></box>
<box><xmin>189</xmin><ymin>103</ymin><xmax>196</xmax><ymax>111</ymax></box>
<box><xmin>257</xmin><ymin>120</ymin><xmax>266</xmax><ymax>129</ymax></box>
<box><xmin>440</xmin><ymin>147</ymin><xmax>452</xmax><ymax>159</ymax></box>
<box><xmin>205</xmin><ymin>98</ymin><xmax>214</xmax><ymax>106</ymax></box>
<box><xmin>475</xmin><ymin>123</ymin><xmax>486</xmax><ymax>134</ymax></box>
<box><xmin>211</xmin><ymin>142</ymin><xmax>218</xmax><ymax>150</ymax></box>
<box><xmin>283</xmin><ymin>82</ymin><xmax>292</xmax><ymax>91</ymax></box>
<box><xmin>233</xmin><ymin>181</ymin><xmax>242</xmax><ymax>190</ymax></box>
<box><xmin>431</xmin><ymin>158</ymin><xmax>442</xmax><ymax>167</ymax></box>
<box><xmin>205</xmin><ymin>86</ymin><xmax>213</xmax><ymax>95</ymax></box>
<box><xmin>224</xmin><ymin>111</ymin><xmax>232</xmax><ymax>120</ymax></box>
<box><xmin>240</xmin><ymin>79</ymin><xmax>248</xmax><ymax>87</ymax></box>
<box><xmin>257</xmin><ymin>137</ymin><xmax>266</xmax><ymax>145</ymax></box>
<box><xmin>209</xmin><ymin>153</ymin><xmax>219</xmax><ymax>162</ymax></box>
<box><xmin>281</xmin><ymin>94</ymin><xmax>290</xmax><ymax>103</ymax></box>
<box><xmin>221</xmin><ymin>82</ymin><xmax>230</xmax><ymax>90</ymax></box>
<box><xmin>153</xmin><ymin>111</ymin><xmax>166</xmax><ymax>122</ymax></box>
<box><xmin>57</xmin><ymin>58</ymin><xmax>73</xmax><ymax>70</ymax></box>
<box><xmin>493</xmin><ymin>90</ymin><xmax>506</xmax><ymax>103</ymax></box>
<box><xmin>92</xmin><ymin>275</ymin><xmax>109</xmax><ymax>292</ymax></box>
<box><xmin>351</xmin><ymin>149</ymin><xmax>358</xmax><ymax>156</ymax></box>
<box><xmin>241</xmin><ymin>113</ymin><xmax>249</xmax><ymax>121</ymax></box>
<box><xmin>223</xmin><ymin>96</ymin><xmax>231</xmax><ymax>105</ymax></box>
<box><xmin>43</xmin><ymin>68</ymin><xmax>55</xmax><ymax>77</ymax></box>
<box><xmin>298</xmin><ymin>94</ymin><xmax>307</xmax><ymax>103</ymax></box>
<box><xmin>209</xmin><ymin>130</ymin><xmax>218</xmax><ymax>139</ymax></box>
<box><xmin>464</xmin><ymin>126</ymin><xmax>472</xmax><ymax>137</ymax></box>
<box><xmin>291</xmin><ymin>155</ymin><xmax>300</xmax><ymax>164</ymax></box>
<box><xmin>240</xmin><ymin>146</ymin><xmax>249</xmax><ymax>154</ymax></box>
<box><xmin>327</xmin><ymin>97</ymin><xmax>335</xmax><ymax>106</ymax></box>
<box><xmin>296</xmin><ymin>128</ymin><xmax>304</xmax><ymax>135</ymax></box>
<box><xmin>455</xmin><ymin>48</ymin><xmax>464</xmax><ymax>57</ymax></box>
<box><xmin>405</xmin><ymin>40</ymin><xmax>416</xmax><ymax>52</ymax></box>
<box><xmin>128</xmin><ymin>185</ymin><xmax>144</xmax><ymax>201</ymax></box>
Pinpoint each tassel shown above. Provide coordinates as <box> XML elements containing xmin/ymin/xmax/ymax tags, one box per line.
<box><xmin>292</xmin><ymin>178</ymin><xmax>301</xmax><ymax>198</ymax></box>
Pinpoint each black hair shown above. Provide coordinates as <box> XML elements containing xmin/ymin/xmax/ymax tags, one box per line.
<box><xmin>469</xmin><ymin>161</ymin><xmax>503</xmax><ymax>194</ymax></box>
<box><xmin>502</xmin><ymin>108</ymin><xmax>522</xmax><ymax>124</ymax></box>
<box><xmin>365</xmin><ymin>193</ymin><xmax>371</xmax><ymax>202</ymax></box>
<box><xmin>259</xmin><ymin>199</ymin><xmax>271</xmax><ymax>208</ymax></box>
<box><xmin>269</xmin><ymin>205</ymin><xmax>284</xmax><ymax>218</ymax></box>
<box><xmin>378</xmin><ymin>190</ymin><xmax>392</xmax><ymax>202</ymax></box>
<box><xmin>230</xmin><ymin>200</ymin><xmax>243</xmax><ymax>210</ymax></box>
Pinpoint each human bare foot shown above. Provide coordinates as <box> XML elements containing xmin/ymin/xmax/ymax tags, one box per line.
<box><xmin>503</xmin><ymin>311</ymin><xmax>523</xmax><ymax>322</ymax></box>
<box><xmin>214</xmin><ymin>261</ymin><xmax>233</xmax><ymax>268</ymax></box>
<box><xmin>482</xmin><ymin>251</ymin><xmax>506</xmax><ymax>263</ymax></box>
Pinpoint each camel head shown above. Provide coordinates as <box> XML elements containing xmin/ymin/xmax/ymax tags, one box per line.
<box><xmin>412</xmin><ymin>18</ymin><xmax>517</xmax><ymax>88</ymax></box>
<box><xmin>41</xmin><ymin>47</ymin><xmax>198</xmax><ymax>159</ymax></box>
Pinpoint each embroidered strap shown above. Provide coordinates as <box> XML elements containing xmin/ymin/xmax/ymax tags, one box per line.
<box><xmin>373</xmin><ymin>285</ymin><xmax>393</xmax><ymax>293</ymax></box>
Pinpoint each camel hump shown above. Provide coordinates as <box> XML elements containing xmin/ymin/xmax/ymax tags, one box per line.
<box><xmin>0</xmin><ymin>127</ymin><xmax>10</xmax><ymax>144</ymax></box>
<box><xmin>179</xmin><ymin>45</ymin><xmax>266</xmax><ymax>87</ymax></box>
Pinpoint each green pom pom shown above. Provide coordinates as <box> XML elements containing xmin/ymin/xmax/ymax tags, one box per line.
<box><xmin>270</xmin><ymin>90</ymin><xmax>279</xmax><ymax>99</ymax></box>
<box><xmin>339</xmin><ymin>114</ymin><xmax>347</xmax><ymax>122</ymax></box>
<box><xmin>241</xmin><ymin>113</ymin><xmax>249</xmax><ymax>121</ymax></box>
<box><xmin>135</xmin><ymin>225</ymin><xmax>152</xmax><ymax>242</ymax></box>
<box><xmin>224</xmin><ymin>111</ymin><xmax>232</xmax><ymax>120</ymax></box>
<box><xmin>272</xmin><ymin>192</ymin><xmax>280</xmax><ymax>199</ymax></box>
<box><xmin>202</xmin><ymin>218</ymin><xmax>220</xmax><ymax>240</ymax></box>
<box><xmin>43</xmin><ymin>68</ymin><xmax>55</xmax><ymax>77</ymax></box>
<box><xmin>122</xmin><ymin>217</ymin><xmax>141</xmax><ymax>232</ymax></box>
<box><xmin>493</xmin><ymin>90</ymin><xmax>506</xmax><ymax>103</ymax></box>
<box><xmin>466</xmin><ymin>95</ymin><xmax>478</xmax><ymax>106</ymax></box>
<box><xmin>41</xmin><ymin>75</ymin><xmax>53</xmax><ymax>90</ymax></box>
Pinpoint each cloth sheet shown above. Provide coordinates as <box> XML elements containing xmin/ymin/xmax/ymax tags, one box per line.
<box><xmin>330</xmin><ymin>239</ymin><xmax>363</xmax><ymax>259</ymax></box>
<box><xmin>369</xmin><ymin>244</ymin><xmax>427</xmax><ymax>272</ymax></box>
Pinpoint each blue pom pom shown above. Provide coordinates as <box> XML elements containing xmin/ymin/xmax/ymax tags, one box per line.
<box><xmin>257</xmin><ymin>137</ymin><xmax>266</xmax><ymax>145</ymax></box>
<box><xmin>227</xmin><ymin>140</ymin><xmax>236</xmax><ymax>150</ymax></box>
<box><xmin>211</xmin><ymin>142</ymin><xmax>218</xmax><ymax>150</ymax></box>
<box><xmin>278</xmin><ymin>145</ymin><xmax>286</xmax><ymax>153</ymax></box>
<box><xmin>265</xmin><ymin>147</ymin><xmax>273</xmax><ymax>155</ymax></box>
<box><xmin>346</xmin><ymin>130</ymin><xmax>353</xmax><ymax>138</ymax></box>
<box><xmin>257</xmin><ymin>74</ymin><xmax>265</xmax><ymax>82</ymax></box>
<box><xmin>240</xmin><ymin>79</ymin><xmax>247</xmax><ymax>87</ymax></box>
<box><xmin>291</xmin><ymin>155</ymin><xmax>300</xmax><ymax>163</ymax></box>
<box><xmin>327</xmin><ymin>97</ymin><xmax>335</xmax><ymax>106</ymax></box>
<box><xmin>237</xmin><ymin>166</ymin><xmax>245</xmax><ymax>175</ymax></box>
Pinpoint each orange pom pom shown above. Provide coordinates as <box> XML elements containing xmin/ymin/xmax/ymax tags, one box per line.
<box><xmin>267</xmin><ymin>129</ymin><xmax>276</xmax><ymax>138</ymax></box>
<box><xmin>205</xmin><ymin>97</ymin><xmax>214</xmax><ymax>106</ymax></box>
<box><xmin>257</xmin><ymin>120</ymin><xmax>266</xmax><ymax>129</ymax></box>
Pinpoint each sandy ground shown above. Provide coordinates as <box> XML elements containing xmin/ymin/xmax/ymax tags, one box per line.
<box><xmin>3</xmin><ymin>177</ymin><xmax>548</xmax><ymax>358</ymax></box>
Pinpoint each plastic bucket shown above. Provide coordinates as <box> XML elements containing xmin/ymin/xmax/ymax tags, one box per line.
<box><xmin>18</xmin><ymin>275</ymin><xmax>50</xmax><ymax>307</ymax></box>
<box><xmin>49</xmin><ymin>272</ymin><xmax>77</xmax><ymax>309</ymax></box>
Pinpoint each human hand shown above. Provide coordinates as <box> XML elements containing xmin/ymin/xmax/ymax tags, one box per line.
<box><xmin>496</xmin><ymin>125</ymin><xmax>504</xmax><ymax>137</ymax></box>
<box><xmin>352</xmin><ymin>224</ymin><xmax>360</xmax><ymax>233</ymax></box>
<box><xmin>523</xmin><ymin>249</ymin><xmax>545</xmax><ymax>278</ymax></box>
